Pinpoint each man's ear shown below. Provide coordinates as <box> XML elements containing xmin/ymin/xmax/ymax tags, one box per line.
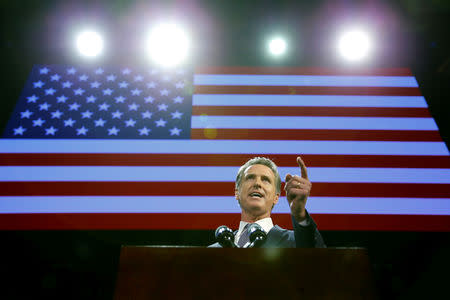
<box><xmin>270</xmin><ymin>193</ymin><xmax>280</xmax><ymax>211</ymax></box>
<box><xmin>235</xmin><ymin>189</ymin><xmax>241</xmax><ymax>205</ymax></box>
<box><xmin>273</xmin><ymin>193</ymin><xmax>280</xmax><ymax>205</ymax></box>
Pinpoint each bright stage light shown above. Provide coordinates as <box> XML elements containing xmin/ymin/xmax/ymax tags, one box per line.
<box><xmin>146</xmin><ymin>24</ymin><xmax>189</xmax><ymax>67</ymax></box>
<box><xmin>76</xmin><ymin>31</ymin><xmax>104</xmax><ymax>58</ymax></box>
<box><xmin>338</xmin><ymin>30</ymin><xmax>371</xmax><ymax>61</ymax></box>
<box><xmin>268</xmin><ymin>38</ymin><xmax>287</xmax><ymax>56</ymax></box>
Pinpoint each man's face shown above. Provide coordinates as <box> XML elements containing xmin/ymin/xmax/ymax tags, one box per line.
<box><xmin>235</xmin><ymin>164</ymin><xmax>280</xmax><ymax>217</ymax></box>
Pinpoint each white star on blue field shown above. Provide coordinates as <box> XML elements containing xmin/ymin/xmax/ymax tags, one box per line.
<box><xmin>4</xmin><ymin>65</ymin><xmax>192</xmax><ymax>139</ymax></box>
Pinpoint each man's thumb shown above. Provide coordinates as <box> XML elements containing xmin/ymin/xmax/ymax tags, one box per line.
<box><xmin>285</xmin><ymin>173</ymin><xmax>292</xmax><ymax>182</ymax></box>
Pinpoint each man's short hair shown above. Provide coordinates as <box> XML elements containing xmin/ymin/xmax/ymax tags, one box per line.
<box><xmin>235</xmin><ymin>157</ymin><xmax>281</xmax><ymax>194</ymax></box>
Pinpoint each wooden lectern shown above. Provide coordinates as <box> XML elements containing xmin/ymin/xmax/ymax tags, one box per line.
<box><xmin>114</xmin><ymin>246</ymin><xmax>378</xmax><ymax>300</ymax></box>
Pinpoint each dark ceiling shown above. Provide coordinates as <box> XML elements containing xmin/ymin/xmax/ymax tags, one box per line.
<box><xmin>1</xmin><ymin>0</ymin><xmax>449</xmax><ymax>146</ymax></box>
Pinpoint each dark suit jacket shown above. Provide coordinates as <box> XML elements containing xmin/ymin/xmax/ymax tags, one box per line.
<box><xmin>209</xmin><ymin>211</ymin><xmax>326</xmax><ymax>248</ymax></box>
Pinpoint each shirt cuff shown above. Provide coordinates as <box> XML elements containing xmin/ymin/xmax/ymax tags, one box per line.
<box><xmin>296</xmin><ymin>210</ymin><xmax>312</xmax><ymax>226</ymax></box>
<box><xmin>298</xmin><ymin>218</ymin><xmax>310</xmax><ymax>226</ymax></box>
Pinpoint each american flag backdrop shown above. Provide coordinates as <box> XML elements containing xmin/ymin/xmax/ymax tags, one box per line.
<box><xmin>1</xmin><ymin>65</ymin><xmax>449</xmax><ymax>231</ymax></box>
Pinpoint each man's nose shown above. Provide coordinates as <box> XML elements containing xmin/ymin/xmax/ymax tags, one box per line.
<box><xmin>253</xmin><ymin>177</ymin><xmax>262</xmax><ymax>187</ymax></box>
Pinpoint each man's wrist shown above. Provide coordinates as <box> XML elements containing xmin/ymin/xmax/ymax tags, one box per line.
<box><xmin>293</xmin><ymin>210</ymin><xmax>307</xmax><ymax>223</ymax></box>
<box><xmin>291</xmin><ymin>211</ymin><xmax>311</xmax><ymax>227</ymax></box>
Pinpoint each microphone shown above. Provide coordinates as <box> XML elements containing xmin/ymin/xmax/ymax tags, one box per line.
<box><xmin>215</xmin><ymin>225</ymin><xmax>236</xmax><ymax>248</ymax></box>
<box><xmin>246</xmin><ymin>223</ymin><xmax>267</xmax><ymax>248</ymax></box>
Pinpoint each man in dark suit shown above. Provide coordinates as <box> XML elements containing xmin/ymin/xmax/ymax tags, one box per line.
<box><xmin>210</xmin><ymin>156</ymin><xmax>325</xmax><ymax>248</ymax></box>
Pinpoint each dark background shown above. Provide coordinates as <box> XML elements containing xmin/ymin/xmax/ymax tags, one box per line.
<box><xmin>1</xmin><ymin>0</ymin><xmax>449</xmax><ymax>299</ymax></box>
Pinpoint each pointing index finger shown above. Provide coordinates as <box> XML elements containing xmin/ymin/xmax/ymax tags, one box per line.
<box><xmin>297</xmin><ymin>156</ymin><xmax>308</xmax><ymax>180</ymax></box>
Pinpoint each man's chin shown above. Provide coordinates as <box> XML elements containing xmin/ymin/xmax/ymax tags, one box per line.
<box><xmin>242</xmin><ymin>202</ymin><xmax>266</xmax><ymax>213</ymax></box>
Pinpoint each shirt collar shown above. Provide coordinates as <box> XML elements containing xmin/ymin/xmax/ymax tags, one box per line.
<box><xmin>236</xmin><ymin>217</ymin><xmax>274</xmax><ymax>238</ymax></box>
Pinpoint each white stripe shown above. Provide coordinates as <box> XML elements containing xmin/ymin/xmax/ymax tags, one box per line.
<box><xmin>278</xmin><ymin>197</ymin><xmax>450</xmax><ymax>215</ymax></box>
<box><xmin>0</xmin><ymin>140</ymin><xmax>448</xmax><ymax>155</ymax></box>
<box><xmin>192</xmin><ymin>116</ymin><xmax>438</xmax><ymax>130</ymax></box>
<box><xmin>0</xmin><ymin>196</ymin><xmax>448</xmax><ymax>215</ymax></box>
<box><xmin>2</xmin><ymin>166</ymin><xmax>450</xmax><ymax>183</ymax></box>
<box><xmin>280</xmin><ymin>167</ymin><xmax>450</xmax><ymax>184</ymax></box>
<box><xmin>193</xmin><ymin>95</ymin><xmax>428</xmax><ymax>108</ymax></box>
<box><xmin>194</xmin><ymin>75</ymin><xmax>419</xmax><ymax>87</ymax></box>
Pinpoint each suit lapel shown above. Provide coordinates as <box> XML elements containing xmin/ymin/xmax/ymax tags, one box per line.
<box><xmin>265</xmin><ymin>225</ymin><xmax>286</xmax><ymax>247</ymax></box>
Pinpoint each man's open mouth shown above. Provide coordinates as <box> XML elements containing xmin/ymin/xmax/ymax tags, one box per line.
<box><xmin>249</xmin><ymin>192</ymin><xmax>263</xmax><ymax>198</ymax></box>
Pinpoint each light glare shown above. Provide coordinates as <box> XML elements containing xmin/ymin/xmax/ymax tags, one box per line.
<box><xmin>338</xmin><ymin>30</ymin><xmax>371</xmax><ymax>61</ymax></box>
<box><xmin>147</xmin><ymin>24</ymin><xmax>189</xmax><ymax>67</ymax></box>
<box><xmin>76</xmin><ymin>31</ymin><xmax>103</xmax><ymax>57</ymax></box>
<box><xmin>269</xmin><ymin>38</ymin><xmax>287</xmax><ymax>56</ymax></box>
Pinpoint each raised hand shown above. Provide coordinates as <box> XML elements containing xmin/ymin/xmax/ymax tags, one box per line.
<box><xmin>284</xmin><ymin>156</ymin><xmax>311</xmax><ymax>222</ymax></box>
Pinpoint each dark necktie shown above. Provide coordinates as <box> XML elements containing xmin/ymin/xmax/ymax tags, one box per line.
<box><xmin>237</xmin><ymin>224</ymin><xmax>250</xmax><ymax>248</ymax></box>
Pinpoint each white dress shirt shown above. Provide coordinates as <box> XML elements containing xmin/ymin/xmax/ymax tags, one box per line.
<box><xmin>234</xmin><ymin>217</ymin><xmax>274</xmax><ymax>246</ymax></box>
<box><xmin>234</xmin><ymin>216</ymin><xmax>311</xmax><ymax>246</ymax></box>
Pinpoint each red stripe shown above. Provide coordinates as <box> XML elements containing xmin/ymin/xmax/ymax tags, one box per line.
<box><xmin>192</xmin><ymin>106</ymin><xmax>431</xmax><ymax>117</ymax></box>
<box><xmin>195</xmin><ymin>67</ymin><xmax>413</xmax><ymax>76</ymax></box>
<box><xmin>0</xmin><ymin>213</ymin><xmax>448</xmax><ymax>231</ymax></box>
<box><xmin>278</xmin><ymin>214</ymin><xmax>450</xmax><ymax>232</ymax></box>
<box><xmin>194</xmin><ymin>86</ymin><xmax>422</xmax><ymax>96</ymax></box>
<box><xmin>191</xmin><ymin>129</ymin><xmax>442</xmax><ymax>141</ymax></box>
<box><xmin>1</xmin><ymin>154</ymin><xmax>449</xmax><ymax>168</ymax></box>
<box><xmin>1</xmin><ymin>182</ymin><xmax>449</xmax><ymax>198</ymax></box>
